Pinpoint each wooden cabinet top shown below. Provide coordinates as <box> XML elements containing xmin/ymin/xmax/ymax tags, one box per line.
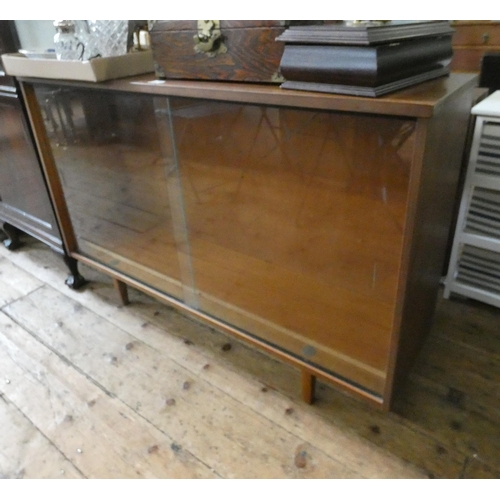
<box><xmin>451</xmin><ymin>21</ymin><xmax>500</xmax><ymax>26</ymax></box>
<box><xmin>20</xmin><ymin>72</ymin><xmax>478</xmax><ymax>119</ymax></box>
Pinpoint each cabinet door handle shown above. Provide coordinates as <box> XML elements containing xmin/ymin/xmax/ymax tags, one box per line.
<box><xmin>483</xmin><ymin>33</ymin><xmax>490</xmax><ymax>43</ymax></box>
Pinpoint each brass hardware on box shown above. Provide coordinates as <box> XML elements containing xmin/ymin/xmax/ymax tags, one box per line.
<box><xmin>194</xmin><ymin>20</ymin><xmax>227</xmax><ymax>57</ymax></box>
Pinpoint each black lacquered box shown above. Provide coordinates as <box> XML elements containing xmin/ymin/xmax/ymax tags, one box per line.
<box><xmin>277</xmin><ymin>21</ymin><xmax>455</xmax><ymax>97</ymax></box>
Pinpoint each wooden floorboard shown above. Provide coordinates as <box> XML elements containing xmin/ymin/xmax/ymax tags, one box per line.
<box><xmin>0</xmin><ymin>395</ymin><xmax>84</xmax><ymax>479</ymax></box>
<box><xmin>1</xmin><ymin>236</ymin><xmax>499</xmax><ymax>478</ymax></box>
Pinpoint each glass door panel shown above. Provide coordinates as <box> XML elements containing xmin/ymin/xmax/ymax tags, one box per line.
<box><xmin>169</xmin><ymin>98</ymin><xmax>415</xmax><ymax>394</ymax></box>
<box><xmin>33</xmin><ymin>85</ymin><xmax>183</xmax><ymax>300</ymax></box>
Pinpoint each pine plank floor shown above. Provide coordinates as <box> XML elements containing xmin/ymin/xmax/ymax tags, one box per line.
<box><xmin>0</xmin><ymin>234</ymin><xmax>499</xmax><ymax>479</ymax></box>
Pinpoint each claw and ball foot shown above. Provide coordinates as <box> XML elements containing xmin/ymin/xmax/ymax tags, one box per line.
<box><xmin>63</xmin><ymin>255</ymin><xmax>88</xmax><ymax>289</ymax></box>
<box><xmin>2</xmin><ymin>222</ymin><xmax>22</xmax><ymax>251</ymax></box>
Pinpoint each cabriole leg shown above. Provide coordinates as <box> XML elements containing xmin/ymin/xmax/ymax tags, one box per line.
<box><xmin>2</xmin><ymin>222</ymin><xmax>22</xmax><ymax>251</ymax></box>
<box><xmin>63</xmin><ymin>255</ymin><xmax>87</xmax><ymax>289</ymax></box>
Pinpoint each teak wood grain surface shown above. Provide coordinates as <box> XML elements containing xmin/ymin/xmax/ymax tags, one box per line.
<box><xmin>0</xmin><ymin>237</ymin><xmax>499</xmax><ymax>478</ymax></box>
<box><xmin>21</xmin><ymin>72</ymin><xmax>476</xmax><ymax>118</ymax></box>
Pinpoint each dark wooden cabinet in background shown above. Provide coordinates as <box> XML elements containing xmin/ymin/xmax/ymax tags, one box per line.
<box><xmin>0</xmin><ymin>21</ymin><xmax>63</xmax><ymax>251</ymax></box>
<box><xmin>0</xmin><ymin>20</ymin><xmax>18</xmax><ymax>89</ymax></box>
<box><xmin>0</xmin><ymin>85</ymin><xmax>64</xmax><ymax>251</ymax></box>
<box><xmin>451</xmin><ymin>21</ymin><xmax>500</xmax><ymax>73</ymax></box>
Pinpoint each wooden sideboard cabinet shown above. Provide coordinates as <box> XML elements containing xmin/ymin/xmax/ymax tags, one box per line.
<box><xmin>451</xmin><ymin>21</ymin><xmax>500</xmax><ymax>72</ymax></box>
<box><xmin>0</xmin><ymin>21</ymin><xmax>63</xmax><ymax>252</ymax></box>
<box><xmin>18</xmin><ymin>73</ymin><xmax>477</xmax><ymax>410</ymax></box>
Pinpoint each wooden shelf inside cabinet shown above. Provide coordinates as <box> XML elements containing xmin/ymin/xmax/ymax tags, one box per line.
<box><xmin>18</xmin><ymin>73</ymin><xmax>477</xmax><ymax>411</ymax></box>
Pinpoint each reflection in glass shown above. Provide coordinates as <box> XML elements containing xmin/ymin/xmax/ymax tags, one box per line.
<box><xmin>169</xmin><ymin>99</ymin><xmax>415</xmax><ymax>394</ymax></box>
<box><xmin>33</xmin><ymin>86</ymin><xmax>417</xmax><ymax>395</ymax></box>
<box><xmin>34</xmin><ymin>86</ymin><xmax>183</xmax><ymax>299</ymax></box>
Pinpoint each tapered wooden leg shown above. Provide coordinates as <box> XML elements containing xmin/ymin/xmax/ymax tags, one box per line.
<box><xmin>63</xmin><ymin>255</ymin><xmax>87</xmax><ymax>290</ymax></box>
<box><xmin>301</xmin><ymin>370</ymin><xmax>316</xmax><ymax>405</ymax></box>
<box><xmin>2</xmin><ymin>222</ymin><xmax>22</xmax><ymax>251</ymax></box>
<box><xmin>113</xmin><ymin>278</ymin><xmax>130</xmax><ymax>306</ymax></box>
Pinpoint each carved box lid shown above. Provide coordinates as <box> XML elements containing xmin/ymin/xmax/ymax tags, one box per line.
<box><xmin>276</xmin><ymin>21</ymin><xmax>455</xmax><ymax>46</ymax></box>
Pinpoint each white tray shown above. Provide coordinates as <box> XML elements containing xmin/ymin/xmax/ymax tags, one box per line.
<box><xmin>1</xmin><ymin>51</ymin><xmax>154</xmax><ymax>82</ymax></box>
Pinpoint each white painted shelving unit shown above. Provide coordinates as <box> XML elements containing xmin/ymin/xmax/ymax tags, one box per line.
<box><xmin>444</xmin><ymin>91</ymin><xmax>500</xmax><ymax>307</ymax></box>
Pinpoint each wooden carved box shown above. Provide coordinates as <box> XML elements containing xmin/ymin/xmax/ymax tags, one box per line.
<box><xmin>150</xmin><ymin>20</ymin><xmax>308</xmax><ymax>82</ymax></box>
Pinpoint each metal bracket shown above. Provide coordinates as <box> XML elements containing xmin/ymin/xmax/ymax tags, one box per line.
<box><xmin>194</xmin><ymin>20</ymin><xmax>227</xmax><ymax>57</ymax></box>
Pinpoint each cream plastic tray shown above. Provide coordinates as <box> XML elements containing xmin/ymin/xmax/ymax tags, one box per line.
<box><xmin>1</xmin><ymin>51</ymin><xmax>154</xmax><ymax>82</ymax></box>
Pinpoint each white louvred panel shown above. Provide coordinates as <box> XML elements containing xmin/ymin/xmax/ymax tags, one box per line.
<box><xmin>464</xmin><ymin>187</ymin><xmax>500</xmax><ymax>239</ymax></box>
<box><xmin>474</xmin><ymin>121</ymin><xmax>500</xmax><ymax>177</ymax></box>
<box><xmin>444</xmin><ymin>92</ymin><xmax>500</xmax><ymax>308</ymax></box>
<box><xmin>456</xmin><ymin>244</ymin><xmax>500</xmax><ymax>294</ymax></box>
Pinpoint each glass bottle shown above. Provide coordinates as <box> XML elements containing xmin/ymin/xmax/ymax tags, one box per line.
<box><xmin>53</xmin><ymin>20</ymin><xmax>84</xmax><ymax>60</ymax></box>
